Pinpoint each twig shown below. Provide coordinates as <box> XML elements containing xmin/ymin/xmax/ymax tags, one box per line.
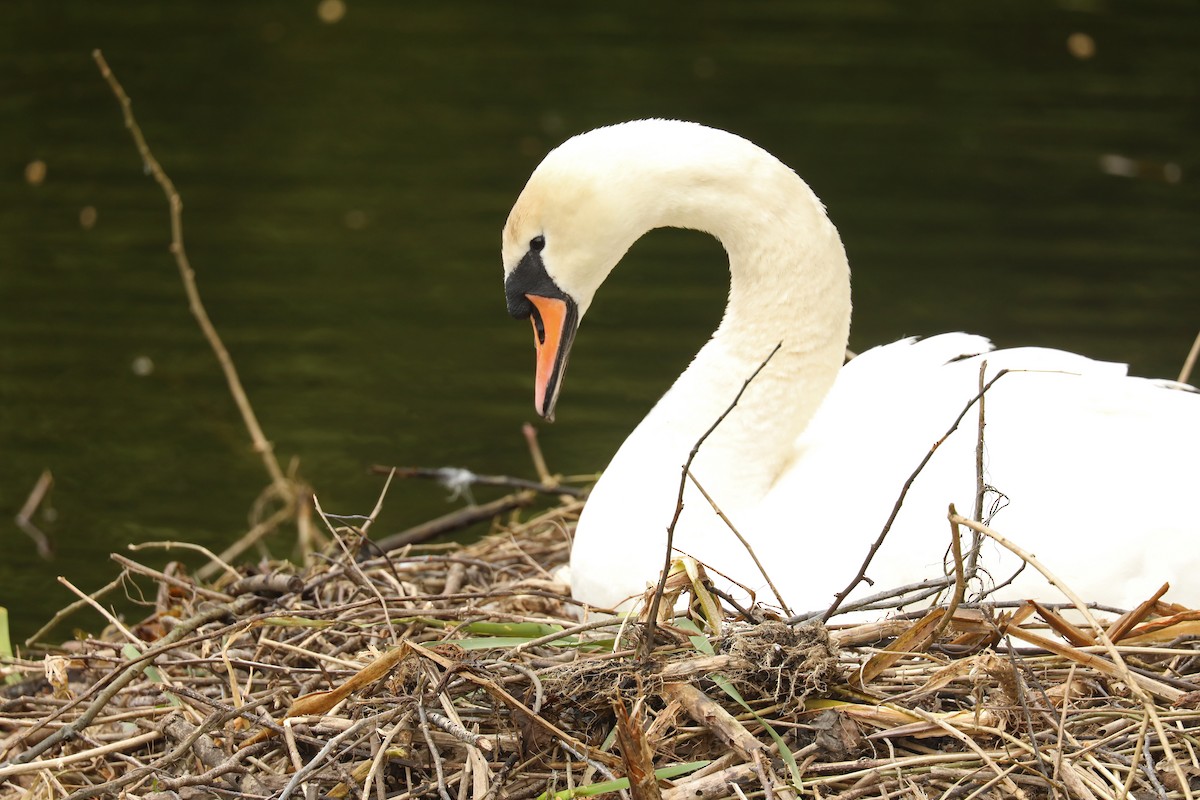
<box><xmin>969</xmin><ymin>360</ymin><xmax>988</xmax><ymax>573</ymax></box>
<box><xmin>1123</xmin><ymin>713</ymin><xmax>1151</xmax><ymax>799</ymax></box>
<box><xmin>1140</xmin><ymin>726</ymin><xmax>1171</xmax><ymax>798</ymax></box>
<box><xmin>417</xmin><ymin>700</ymin><xmax>453</xmax><ymax>800</ymax></box>
<box><xmin>363</xmin><ymin>712</ymin><xmax>412</xmax><ymax>800</ymax></box>
<box><xmin>24</xmin><ymin>574</ymin><xmax>125</xmax><ymax>647</ymax></box>
<box><xmin>951</xmin><ymin>512</ymin><xmax>1194</xmax><ymax>800</ymax></box>
<box><xmin>127</xmin><ymin>540</ymin><xmax>241</xmax><ymax>582</ymax></box>
<box><xmin>660</xmin><ymin>682</ymin><xmax>767</xmax><ymax>762</ymax></box>
<box><xmin>791</xmin><ymin>576</ymin><xmax>952</xmax><ymax>624</ymax></box>
<box><xmin>360</xmin><ymin>467</ymin><xmax>396</xmax><ymax>538</ymax></box>
<box><xmin>313</xmin><ymin>494</ymin><xmax>397</xmax><ymax>645</ymax></box>
<box><xmin>931</xmin><ymin>505</ymin><xmax>968</xmax><ymax>641</ymax></box>
<box><xmin>371</xmin><ymin>464</ymin><xmax>586</xmax><ymax>498</ymax></box>
<box><xmin>195</xmin><ymin>503</ymin><xmax>295</xmax><ymax>582</ymax></box>
<box><xmin>523</xmin><ymin>423</ymin><xmax>554</xmax><ymax>486</ymax></box>
<box><xmin>370</xmin><ymin>492</ymin><xmax>536</xmax><ymax>552</ymax></box>
<box><xmin>109</xmin><ymin>553</ymin><xmax>234</xmax><ymax>603</ymax></box>
<box><xmin>1179</xmin><ymin>330</ymin><xmax>1200</xmax><ymax>384</ymax></box>
<box><xmin>686</xmin><ymin>470</ymin><xmax>792</xmax><ymax>616</ymax></box>
<box><xmin>0</xmin><ymin>731</ymin><xmax>161</xmax><ymax>780</ymax></box>
<box><xmin>642</xmin><ymin>343</ymin><xmax>781</xmax><ymax>659</ymax></box>
<box><xmin>1001</xmin><ymin>639</ymin><xmax>1050</xmax><ymax>779</ymax></box>
<box><xmin>8</xmin><ymin>595</ymin><xmax>260</xmax><ymax>766</ymax></box>
<box><xmin>14</xmin><ymin>469</ymin><xmax>54</xmax><ymax>559</ymax></box>
<box><xmin>54</xmin><ymin>576</ymin><xmax>140</xmax><ymax>646</ymax></box>
<box><xmin>56</xmin><ymin>700</ymin><xmax>276</xmax><ymax>800</ymax></box>
<box><xmin>92</xmin><ymin>50</ymin><xmax>290</xmax><ymax>496</ymax></box>
<box><xmin>277</xmin><ymin>710</ymin><xmax>402</xmax><ymax>800</ymax></box>
<box><xmin>822</xmin><ymin>369</ymin><xmax>1011</xmax><ymax>622</ymax></box>
<box><xmin>903</xmin><ymin>706</ymin><xmax>1029</xmax><ymax>799</ymax></box>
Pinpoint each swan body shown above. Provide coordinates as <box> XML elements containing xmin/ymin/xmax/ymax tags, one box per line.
<box><xmin>501</xmin><ymin>119</ymin><xmax>1200</xmax><ymax>615</ymax></box>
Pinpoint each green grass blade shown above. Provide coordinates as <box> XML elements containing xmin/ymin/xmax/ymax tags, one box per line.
<box><xmin>0</xmin><ymin>607</ymin><xmax>18</xmax><ymax>686</ymax></box>
<box><xmin>534</xmin><ymin>760</ymin><xmax>709</xmax><ymax>800</ymax></box>
<box><xmin>709</xmin><ymin>674</ymin><xmax>803</xmax><ymax>788</ymax></box>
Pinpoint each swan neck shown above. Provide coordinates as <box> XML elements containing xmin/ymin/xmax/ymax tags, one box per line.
<box><xmin>641</xmin><ymin>144</ymin><xmax>852</xmax><ymax>501</ymax></box>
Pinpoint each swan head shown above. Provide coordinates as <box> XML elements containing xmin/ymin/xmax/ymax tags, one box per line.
<box><xmin>501</xmin><ymin>119</ymin><xmax>830</xmax><ymax>420</ymax></box>
<box><xmin>502</xmin><ymin>122</ymin><xmax>675</xmax><ymax>419</ymax></box>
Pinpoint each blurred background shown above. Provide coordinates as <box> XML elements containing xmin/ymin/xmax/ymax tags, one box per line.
<box><xmin>3</xmin><ymin>1</ymin><xmax>1197</xmax><ymax>641</ymax></box>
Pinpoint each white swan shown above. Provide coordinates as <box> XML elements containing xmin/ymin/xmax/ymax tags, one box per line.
<box><xmin>501</xmin><ymin>119</ymin><xmax>1200</xmax><ymax>615</ymax></box>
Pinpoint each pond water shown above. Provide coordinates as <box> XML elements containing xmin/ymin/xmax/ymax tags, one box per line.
<box><xmin>3</xmin><ymin>1</ymin><xmax>1198</xmax><ymax>641</ymax></box>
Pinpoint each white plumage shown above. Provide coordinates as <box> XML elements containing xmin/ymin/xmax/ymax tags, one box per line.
<box><xmin>501</xmin><ymin>119</ymin><xmax>1199</xmax><ymax>616</ymax></box>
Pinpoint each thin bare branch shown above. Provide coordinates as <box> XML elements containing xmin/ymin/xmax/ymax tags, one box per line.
<box><xmin>93</xmin><ymin>50</ymin><xmax>290</xmax><ymax>495</ymax></box>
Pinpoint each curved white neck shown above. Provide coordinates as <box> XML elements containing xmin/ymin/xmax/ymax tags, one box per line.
<box><xmin>618</xmin><ymin>134</ymin><xmax>852</xmax><ymax>506</ymax></box>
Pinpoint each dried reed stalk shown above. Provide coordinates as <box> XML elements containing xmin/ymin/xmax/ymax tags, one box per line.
<box><xmin>4</xmin><ymin>491</ymin><xmax>1199</xmax><ymax>800</ymax></box>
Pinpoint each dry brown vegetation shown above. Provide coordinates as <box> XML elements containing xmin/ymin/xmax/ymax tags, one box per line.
<box><xmin>5</xmin><ymin>492</ymin><xmax>1200</xmax><ymax>800</ymax></box>
<box><xmin>6</xmin><ymin>49</ymin><xmax>1200</xmax><ymax>800</ymax></box>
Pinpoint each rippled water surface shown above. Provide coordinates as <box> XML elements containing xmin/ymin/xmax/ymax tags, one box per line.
<box><xmin>3</xmin><ymin>1</ymin><xmax>1198</xmax><ymax>640</ymax></box>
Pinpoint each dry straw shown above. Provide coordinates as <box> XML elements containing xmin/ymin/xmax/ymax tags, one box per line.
<box><xmin>5</xmin><ymin>49</ymin><xmax>1200</xmax><ymax>800</ymax></box>
<box><xmin>4</xmin><ymin>498</ymin><xmax>1200</xmax><ymax>800</ymax></box>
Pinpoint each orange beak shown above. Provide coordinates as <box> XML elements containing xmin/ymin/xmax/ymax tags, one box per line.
<box><xmin>526</xmin><ymin>293</ymin><xmax>578</xmax><ymax>421</ymax></box>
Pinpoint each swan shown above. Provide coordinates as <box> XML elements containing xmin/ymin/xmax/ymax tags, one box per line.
<box><xmin>500</xmin><ymin>119</ymin><xmax>1200</xmax><ymax>616</ymax></box>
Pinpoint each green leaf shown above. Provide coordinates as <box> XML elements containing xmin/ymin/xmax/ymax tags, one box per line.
<box><xmin>534</xmin><ymin>760</ymin><xmax>710</xmax><ymax>800</ymax></box>
<box><xmin>454</xmin><ymin>636</ymin><xmax>570</xmax><ymax>650</ymax></box>
<box><xmin>674</xmin><ymin>617</ymin><xmax>715</xmax><ymax>655</ymax></box>
<box><xmin>710</xmin><ymin>674</ymin><xmax>802</xmax><ymax>788</ymax></box>
<box><xmin>461</xmin><ymin>621</ymin><xmax>562</xmax><ymax>638</ymax></box>
<box><xmin>0</xmin><ymin>607</ymin><xmax>19</xmax><ymax>686</ymax></box>
<box><xmin>0</xmin><ymin>607</ymin><xmax>11</xmax><ymax>659</ymax></box>
<box><xmin>121</xmin><ymin>643</ymin><xmax>181</xmax><ymax>707</ymax></box>
<box><xmin>258</xmin><ymin>616</ymin><xmax>339</xmax><ymax>629</ymax></box>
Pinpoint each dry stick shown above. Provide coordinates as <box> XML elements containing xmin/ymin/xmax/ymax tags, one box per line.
<box><xmin>1051</xmin><ymin>662</ymin><xmax>1077</xmax><ymax>792</ymax></box>
<box><xmin>999</xmin><ymin>639</ymin><xmax>1051</xmax><ymax>780</ymax></box>
<box><xmin>195</xmin><ymin>503</ymin><xmax>295</xmax><ymax>582</ymax></box>
<box><xmin>686</xmin><ymin>469</ymin><xmax>792</xmax><ymax>616</ymax></box>
<box><xmin>371</xmin><ymin>464</ymin><xmax>586</xmax><ymax>498</ymax></box>
<box><xmin>59</xmin><ymin>696</ymin><xmax>278</xmax><ymax>800</ymax></box>
<box><xmin>93</xmin><ymin>50</ymin><xmax>289</xmax><ymax>496</ymax></box>
<box><xmin>822</xmin><ymin>369</ymin><xmax>1011</xmax><ymax>623</ymax></box>
<box><xmin>1179</xmin><ymin>329</ymin><xmax>1200</xmax><ymax>384</ymax></box>
<box><xmin>6</xmin><ymin>594</ymin><xmax>259</xmax><ymax>767</ymax></box>
<box><xmin>931</xmin><ymin>507</ymin><xmax>969</xmax><ymax>641</ymax></box>
<box><xmin>660</xmin><ymin>682</ymin><xmax>767</xmax><ymax>762</ymax></box>
<box><xmin>370</xmin><ymin>493</ymin><xmax>535</xmax><ymax>552</ymax></box>
<box><xmin>792</xmin><ymin>576</ymin><xmax>952</xmax><ymax>623</ymax></box>
<box><xmin>416</xmin><ymin>702</ymin><xmax>453</xmax><ymax>800</ymax></box>
<box><xmin>407</xmin><ymin>641</ymin><xmax>620</xmax><ymax>770</ymax></box>
<box><xmin>109</xmin><ymin>553</ymin><xmax>234</xmax><ymax>603</ymax></box>
<box><xmin>363</xmin><ymin>712</ymin><xmax>412</xmax><ymax>800</ymax></box>
<box><xmin>1122</xmin><ymin>713</ymin><xmax>1151</xmax><ymax>799</ymax></box>
<box><xmin>0</xmin><ymin>731</ymin><xmax>161</xmax><ymax>780</ymax></box>
<box><xmin>24</xmin><ymin>574</ymin><xmax>125</xmax><ymax>647</ymax></box>
<box><xmin>14</xmin><ymin>469</ymin><xmax>54</xmax><ymax>559</ymax></box>
<box><xmin>127</xmin><ymin>541</ymin><xmax>241</xmax><ymax>582</ymax></box>
<box><xmin>277</xmin><ymin>708</ymin><xmax>405</xmax><ymax>800</ymax></box>
<box><xmin>968</xmin><ymin>360</ymin><xmax>988</xmax><ymax>574</ymax></box>
<box><xmin>641</xmin><ymin>343</ymin><xmax>781</xmax><ymax>659</ymax></box>
<box><xmin>153</xmin><ymin>741</ymin><xmax>271</xmax><ymax>793</ymax></box>
<box><xmin>360</xmin><ymin>467</ymin><xmax>396</xmax><ymax>538</ymax></box>
<box><xmin>313</xmin><ymin>495</ymin><xmax>398</xmax><ymax>645</ymax></box>
<box><xmin>55</xmin><ymin>575</ymin><xmax>140</xmax><ymax>646</ymax></box>
<box><xmin>949</xmin><ymin>512</ymin><xmax>1194</xmax><ymax>800</ymax></box>
<box><xmin>523</xmin><ymin>423</ymin><xmax>554</xmax><ymax>487</ymax></box>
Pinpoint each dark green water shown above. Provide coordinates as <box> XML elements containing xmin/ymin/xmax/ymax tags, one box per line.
<box><xmin>3</xmin><ymin>2</ymin><xmax>1198</xmax><ymax>642</ymax></box>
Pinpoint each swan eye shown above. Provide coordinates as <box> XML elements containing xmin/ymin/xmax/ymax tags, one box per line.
<box><xmin>530</xmin><ymin>235</ymin><xmax>546</xmax><ymax>253</ymax></box>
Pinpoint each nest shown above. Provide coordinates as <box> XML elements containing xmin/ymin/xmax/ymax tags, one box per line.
<box><xmin>4</xmin><ymin>495</ymin><xmax>1200</xmax><ymax>800</ymax></box>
